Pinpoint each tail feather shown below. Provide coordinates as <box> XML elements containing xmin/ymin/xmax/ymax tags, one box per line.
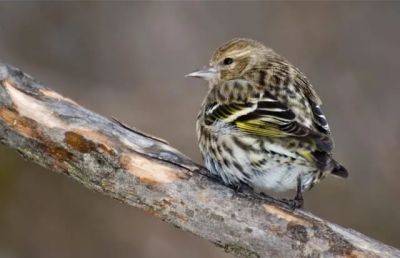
<box><xmin>331</xmin><ymin>161</ymin><xmax>348</xmax><ymax>178</ymax></box>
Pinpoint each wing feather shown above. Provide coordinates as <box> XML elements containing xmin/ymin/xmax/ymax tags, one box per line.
<box><xmin>204</xmin><ymin>93</ymin><xmax>333</xmax><ymax>152</ymax></box>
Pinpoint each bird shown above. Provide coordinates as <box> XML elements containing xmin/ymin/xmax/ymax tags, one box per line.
<box><xmin>186</xmin><ymin>38</ymin><xmax>348</xmax><ymax>209</ymax></box>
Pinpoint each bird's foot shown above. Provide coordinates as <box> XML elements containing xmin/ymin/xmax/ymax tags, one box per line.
<box><xmin>282</xmin><ymin>197</ymin><xmax>304</xmax><ymax>210</ymax></box>
<box><xmin>282</xmin><ymin>176</ymin><xmax>305</xmax><ymax>210</ymax></box>
<box><xmin>232</xmin><ymin>184</ymin><xmax>244</xmax><ymax>193</ymax></box>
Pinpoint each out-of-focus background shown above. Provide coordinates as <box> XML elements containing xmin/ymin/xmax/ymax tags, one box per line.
<box><xmin>0</xmin><ymin>2</ymin><xmax>399</xmax><ymax>257</ymax></box>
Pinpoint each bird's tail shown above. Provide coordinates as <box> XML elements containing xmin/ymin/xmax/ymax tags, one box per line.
<box><xmin>331</xmin><ymin>160</ymin><xmax>349</xmax><ymax>178</ymax></box>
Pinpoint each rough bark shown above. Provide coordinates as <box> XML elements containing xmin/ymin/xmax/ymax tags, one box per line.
<box><xmin>0</xmin><ymin>63</ymin><xmax>398</xmax><ymax>258</ymax></box>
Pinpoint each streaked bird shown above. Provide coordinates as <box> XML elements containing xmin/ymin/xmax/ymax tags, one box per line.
<box><xmin>187</xmin><ymin>38</ymin><xmax>348</xmax><ymax>208</ymax></box>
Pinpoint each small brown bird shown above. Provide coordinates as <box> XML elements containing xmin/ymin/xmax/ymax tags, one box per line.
<box><xmin>187</xmin><ymin>38</ymin><xmax>348</xmax><ymax>208</ymax></box>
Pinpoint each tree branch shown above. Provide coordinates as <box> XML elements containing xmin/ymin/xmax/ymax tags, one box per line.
<box><xmin>0</xmin><ymin>63</ymin><xmax>398</xmax><ymax>257</ymax></box>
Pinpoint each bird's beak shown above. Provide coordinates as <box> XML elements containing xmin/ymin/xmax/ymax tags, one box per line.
<box><xmin>185</xmin><ymin>67</ymin><xmax>217</xmax><ymax>81</ymax></box>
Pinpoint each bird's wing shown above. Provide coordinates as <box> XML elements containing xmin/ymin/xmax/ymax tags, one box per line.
<box><xmin>293</xmin><ymin>72</ymin><xmax>331</xmax><ymax>136</ymax></box>
<box><xmin>204</xmin><ymin>91</ymin><xmax>333</xmax><ymax>153</ymax></box>
<box><xmin>308</xmin><ymin>101</ymin><xmax>331</xmax><ymax>135</ymax></box>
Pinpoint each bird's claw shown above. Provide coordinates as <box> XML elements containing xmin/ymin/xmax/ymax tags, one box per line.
<box><xmin>282</xmin><ymin>197</ymin><xmax>304</xmax><ymax>210</ymax></box>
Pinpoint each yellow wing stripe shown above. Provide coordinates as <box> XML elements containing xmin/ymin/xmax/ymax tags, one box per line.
<box><xmin>236</xmin><ymin>121</ymin><xmax>284</xmax><ymax>137</ymax></box>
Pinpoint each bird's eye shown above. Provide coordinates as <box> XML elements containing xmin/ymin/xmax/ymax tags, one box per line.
<box><xmin>223</xmin><ymin>57</ymin><xmax>234</xmax><ymax>65</ymax></box>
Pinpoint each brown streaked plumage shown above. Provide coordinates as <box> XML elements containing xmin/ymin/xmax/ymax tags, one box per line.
<box><xmin>187</xmin><ymin>38</ymin><xmax>348</xmax><ymax>209</ymax></box>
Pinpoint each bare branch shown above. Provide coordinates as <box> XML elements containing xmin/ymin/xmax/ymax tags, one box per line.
<box><xmin>0</xmin><ymin>63</ymin><xmax>398</xmax><ymax>257</ymax></box>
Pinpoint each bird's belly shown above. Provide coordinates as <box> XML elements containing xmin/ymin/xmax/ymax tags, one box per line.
<box><xmin>250</xmin><ymin>160</ymin><xmax>316</xmax><ymax>192</ymax></box>
<box><xmin>200</xmin><ymin>131</ymin><xmax>317</xmax><ymax>193</ymax></box>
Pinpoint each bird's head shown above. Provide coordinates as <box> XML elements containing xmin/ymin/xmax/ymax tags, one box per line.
<box><xmin>187</xmin><ymin>38</ymin><xmax>273</xmax><ymax>84</ymax></box>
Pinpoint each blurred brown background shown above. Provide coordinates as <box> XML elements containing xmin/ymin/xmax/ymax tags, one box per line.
<box><xmin>0</xmin><ymin>2</ymin><xmax>399</xmax><ymax>258</ymax></box>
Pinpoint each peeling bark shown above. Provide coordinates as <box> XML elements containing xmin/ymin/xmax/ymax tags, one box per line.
<box><xmin>0</xmin><ymin>63</ymin><xmax>398</xmax><ymax>257</ymax></box>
